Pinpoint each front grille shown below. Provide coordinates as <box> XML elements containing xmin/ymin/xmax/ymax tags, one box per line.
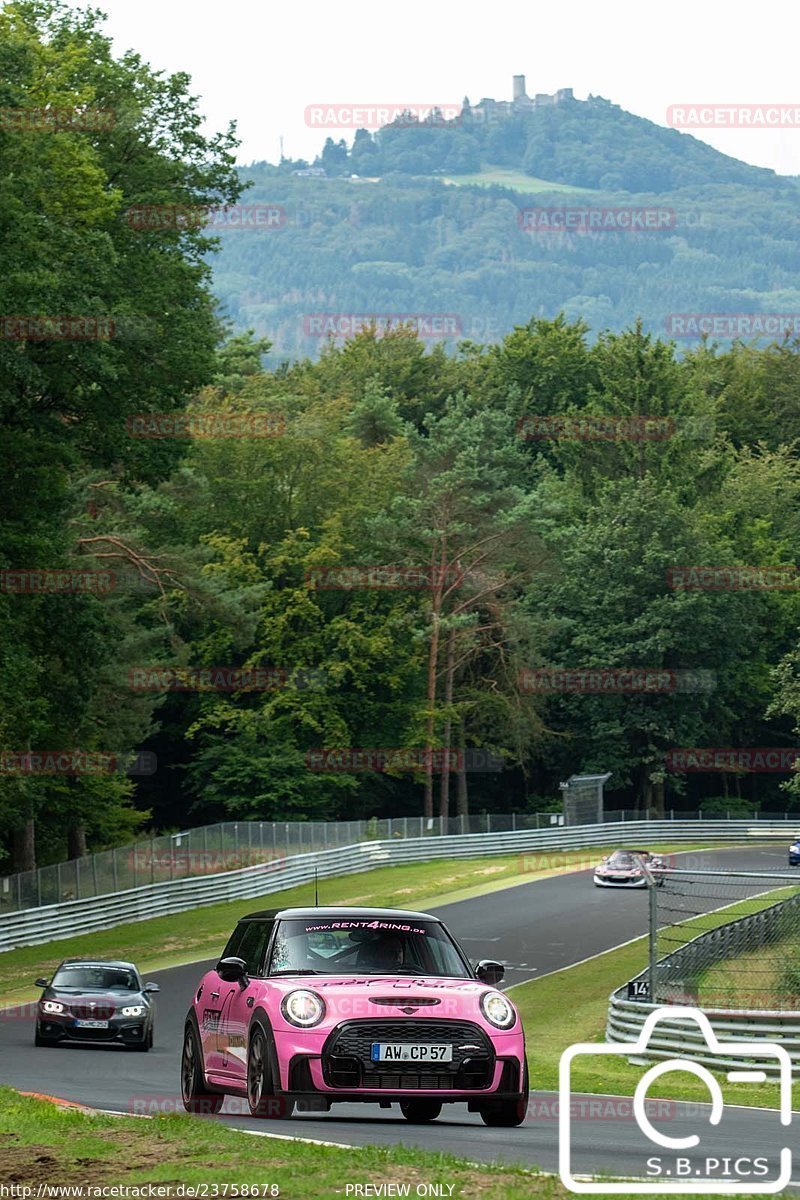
<box><xmin>323</xmin><ymin>1020</ymin><xmax>493</xmax><ymax>1091</ymax></box>
<box><xmin>369</xmin><ymin>997</ymin><xmax>441</xmax><ymax>1007</ymax></box>
<box><xmin>71</xmin><ymin>1005</ymin><xmax>115</xmax><ymax>1019</ymax></box>
<box><xmin>366</xmin><ymin>1072</ymin><xmax>456</xmax><ymax>1089</ymax></box>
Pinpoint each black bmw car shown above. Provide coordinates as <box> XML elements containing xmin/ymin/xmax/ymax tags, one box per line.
<box><xmin>34</xmin><ymin>959</ymin><xmax>159</xmax><ymax>1050</ymax></box>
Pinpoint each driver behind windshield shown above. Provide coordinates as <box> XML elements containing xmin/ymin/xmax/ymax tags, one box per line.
<box><xmin>356</xmin><ymin>934</ymin><xmax>405</xmax><ymax>971</ymax></box>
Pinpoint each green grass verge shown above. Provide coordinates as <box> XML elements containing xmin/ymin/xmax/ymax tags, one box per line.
<box><xmin>0</xmin><ymin>1084</ymin><xmax>782</xmax><ymax>1199</ymax></box>
<box><xmin>0</xmin><ymin>1086</ymin><xmax>548</xmax><ymax>1198</ymax></box>
<box><xmin>0</xmin><ymin>844</ymin><xmax>723</xmax><ymax>1005</ymax></box>
<box><xmin>512</xmin><ymin>887</ymin><xmax>800</xmax><ymax>1111</ymax></box>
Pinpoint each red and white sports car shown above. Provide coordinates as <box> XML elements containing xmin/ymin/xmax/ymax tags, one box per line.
<box><xmin>593</xmin><ymin>849</ymin><xmax>666</xmax><ymax>888</ymax></box>
<box><xmin>181</xmin><ymin>906</ymin><xmax>528</xmax><ymax>1126</ymax></box>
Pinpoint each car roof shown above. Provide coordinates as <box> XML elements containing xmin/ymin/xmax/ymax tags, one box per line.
<box><xmin>58</xmin><ymin>959</ymin><xmax>138</xmax><ymax>970</ymax></box>
<box><xmin>239</xmin><ymin>906</ymin><xmax>438</xmax><ymax>922</ymax></box>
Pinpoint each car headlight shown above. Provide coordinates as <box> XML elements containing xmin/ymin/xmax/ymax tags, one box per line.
<box><xmin>121</xmin><ymin>1005</ymin><xmax>145</xmax><ymax>1017</ymax></box>
<box><xmin>480</xmin><ymin>990</ymin><xmax>516</xmax><ymax>1029</ymax></box>
<box><xmin>41</xmin><ymin>1000</ymin><xmax>64</xmax><ymax>1014</ymax></box>
<box><xmin>281</xmin><ymin>990</ymin><xmax>325</xmax><ymax>1028</ymax></box>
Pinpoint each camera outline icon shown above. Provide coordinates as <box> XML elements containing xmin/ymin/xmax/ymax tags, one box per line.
<box><xmin>558</xmin><ymin>1005</ymin><xmax>792</xmax><ymax>1194</ymax></box>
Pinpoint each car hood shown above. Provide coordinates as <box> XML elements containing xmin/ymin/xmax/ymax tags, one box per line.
<box><xmin>265</xmin><ymin>974</ymin><xmax>496</xmax><ymax>1022</ymax></box>
<box><xmin>268</xmin><ymin>974</ymin><xmax>484</xmax><ymax>994</ymax></box>
<box><xmin>43</xmin><ymin>988</ymin><xmax>146</xmax><ymax>1006</ymax></box>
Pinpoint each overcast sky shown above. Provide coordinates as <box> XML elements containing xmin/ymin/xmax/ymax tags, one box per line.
<box><xmin>83</xmin><ymin>0</ymin><xmax>800</xmax><ymax>175</ymax></box>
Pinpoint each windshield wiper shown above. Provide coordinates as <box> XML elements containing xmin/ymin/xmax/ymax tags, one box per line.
<box><xmin>269</xmin><ymin>968</ymin><xmax>322</xmax><ymax>976</ymax></box>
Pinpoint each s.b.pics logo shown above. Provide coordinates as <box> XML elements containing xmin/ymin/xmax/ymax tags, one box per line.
<box><xmin>559</xmin><ymin>1007</ymin><xmax>792</xmax><ymax>1193</ymax></box>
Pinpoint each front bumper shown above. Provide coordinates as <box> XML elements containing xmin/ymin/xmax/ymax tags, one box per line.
<box><xmin>593</xmin><ymin>873</ymin><xmax>647</xmax><ymax>888</ymax></box>
<box><xmin>37</xmin><ymin>1014</ymin><xmax>149</xmax><ymax>1044</ymax></box>
<box><xmin>273</xmin><ymin>1019</ymin><xmax>525</xmax><ymax>1101</ymax></box>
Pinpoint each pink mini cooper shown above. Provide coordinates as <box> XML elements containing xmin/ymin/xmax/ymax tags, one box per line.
<box><xmin>181</xmin><ymin>906</ymin><xmax>527</xmax><ymax>1126</ymax></box>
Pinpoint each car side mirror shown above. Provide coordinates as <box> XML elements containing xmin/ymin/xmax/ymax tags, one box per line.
<box><xmin>143</xmin><ymin>982</ymin><xmax>160</xmax><ymax>993</ymax></box>
<box><xmin>216</xmin><ymin>956</ymin><xmax>248</xmax><ymax>983</ymax></box>
<box><xmin>475</xmin><ymin>959</ymin><xmax>505</xmax><ymax>985</ymax></box>
<box><xmin>34</xmin><ymin>978</ymin><xmax>49</xmax><ymax>989</ymax></box>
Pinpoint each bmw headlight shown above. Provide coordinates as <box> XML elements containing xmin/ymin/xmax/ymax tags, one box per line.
<box><xmin>121</xmin><ymin>1005</ymin><xmax>145</xmax><ymax>1017</ymax></box>
<box><xmin>41</xmin><ymin>1000</ymin><xmax>64</xmax><ymax>1014</ymax></box>
<box><xmin>480</xmin><ymin>990</ymin><xmax>516</xmax><ymax>1029</ymax></box>
<box><xmin>281</xmin><ymin>990</ymin><xmax>325</xmax><ymax>1028</ymax></box>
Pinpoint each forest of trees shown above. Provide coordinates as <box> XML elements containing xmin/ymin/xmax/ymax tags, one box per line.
<box><xmin>3</xmin><ymin>2</ymin><xmax>800</xmax><ymax>875</ymax></box>
<box><xmin>212</xmin><ymin>164</ymin><xmax>800</xmax><ymax>362</ymax></box>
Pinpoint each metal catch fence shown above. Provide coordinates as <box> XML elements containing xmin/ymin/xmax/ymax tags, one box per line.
<box><xmin>649</xmin><ymin>866</ymin><xmax>800</xmax><ymax>1011</ymax></box>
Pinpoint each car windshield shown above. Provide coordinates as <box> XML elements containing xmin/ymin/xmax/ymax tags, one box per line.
<box><xmin>267</xmin><ymin>918</ymin><xmax>471</xmax><ymax>978</ymax></box>
<box><xmin>51</xmin><ymin>965</ymin><xmax>139</xmax><ymax>992</ymax></box>
<box><xmin>607</xmin><ymin>852</ymin><xmax>642</xmax><ymax>869</ymax></box>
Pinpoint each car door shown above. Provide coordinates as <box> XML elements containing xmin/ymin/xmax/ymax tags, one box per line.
<box><xmin>219</xmin><ymin>920</ymin><xmax>275</xmax><ymax>1083</ymax></box>
<box><xmin>199</xmin><ymin>925</ymin><xmax>245</xmax><ymax>1078</ymax></box>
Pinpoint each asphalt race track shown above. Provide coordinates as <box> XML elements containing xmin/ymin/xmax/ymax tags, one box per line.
<box><xmin>1</xmin><ymin>846</ymin><xmax>796</xmax><ymax>1179</ymax></box>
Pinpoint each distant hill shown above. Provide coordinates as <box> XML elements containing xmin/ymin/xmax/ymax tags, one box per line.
<box><xmin>209</xmin><ymin>95</ymin><xmax>800</xmax><ymax>360</ymax></box>
<box><xmin>329</xmin><ymin>94</ymin><xmax>778</xmax><ymax>193</ymax></box>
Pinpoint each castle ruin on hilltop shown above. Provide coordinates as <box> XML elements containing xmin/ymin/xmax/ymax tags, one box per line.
<box><xmin>462</xmin><ymin>75</ymin><xmax>575</xmax><ymax>123</ymax></box>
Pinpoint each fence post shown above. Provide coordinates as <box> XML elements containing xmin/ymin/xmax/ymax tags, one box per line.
<box><xmin>57</xmin><ymin>861</ymin><xmax>62</xmax><ymax>901</ymax></box>
<box><xmin>17</xmin><ymin>873</ymin><xmax>21</xmax><ymax>911</ymax></box>
<box><xmin>92</xmin><ymin>855</ymin><xmax>99</xmax><ymax>896</ymax></box>
<box><xmin>76</xmin><ymin>858</ymin><xmax>81</xmax><ymax>900</ymax></box>
<box><xmin>36</xmin><ymin>867</ymin><xmax>42</xmax><ymax>908</ymax></box>
<box><xmin>112</xmin><ymin>848</ymin><xmax>118</xmax><ymax>891</ymax></box>
<box><xmin>512</xmin><ymin>812</ymin><xmax>516</xmax><ymax>832</ymax></box>
<box><xmin>488</xmin><ymin>813</ymin><xmax>492</xmax><ymax>834</ymax></box>
<box><xmin>648</xmin><ymin>878</ymin><xmax>658</xmax><ymax>1002</ymax></box>
<box><xmin>151</xmin><ymin>836</ymin><xmax>155</xmax><ymax>884</ymax></box>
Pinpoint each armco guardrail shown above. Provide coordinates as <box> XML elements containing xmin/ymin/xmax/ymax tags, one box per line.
<box><xmin>607</xmin><ymin>873</ymin><xmax>800</xmax><ymax>1071</ymax></box>
<box><xmin>0</xmin><ymin>807</ymin><xmax>783</xmax><ymax>914</ymax></box>
<box><xmin>1</xmin><ymin>818</ymin><xmax>796</xmax><ymax>953</ymax></box>
<box><xmin>607</xmin><ymin>996</ymin><xmax>800</xmax><ymax>1073</ymax></box>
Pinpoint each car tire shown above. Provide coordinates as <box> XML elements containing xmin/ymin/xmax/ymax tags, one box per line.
<box><xmin>247</xmin><ymin>1025</ymin><xmax>295</xmax><ymax>1119</ymax></box>
<box><xmin>181</xmin><ymin>1017</ymin><xmax>224</xmax><ymax>1114</ymax></box>
<box><xmin>399</xmin><ymin>1100</ymin><xmax>442</xmax><ymax>1123</ymax></box>
<box><xmin>478</xmin><ymin>1062</ymin><xmax>528</xmax><ymax>1128</ymax></box>
<box><xmin>34</xmin><ymin>1026</ymin><xmax>57</xmax><ymax>1047</ymax></box>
